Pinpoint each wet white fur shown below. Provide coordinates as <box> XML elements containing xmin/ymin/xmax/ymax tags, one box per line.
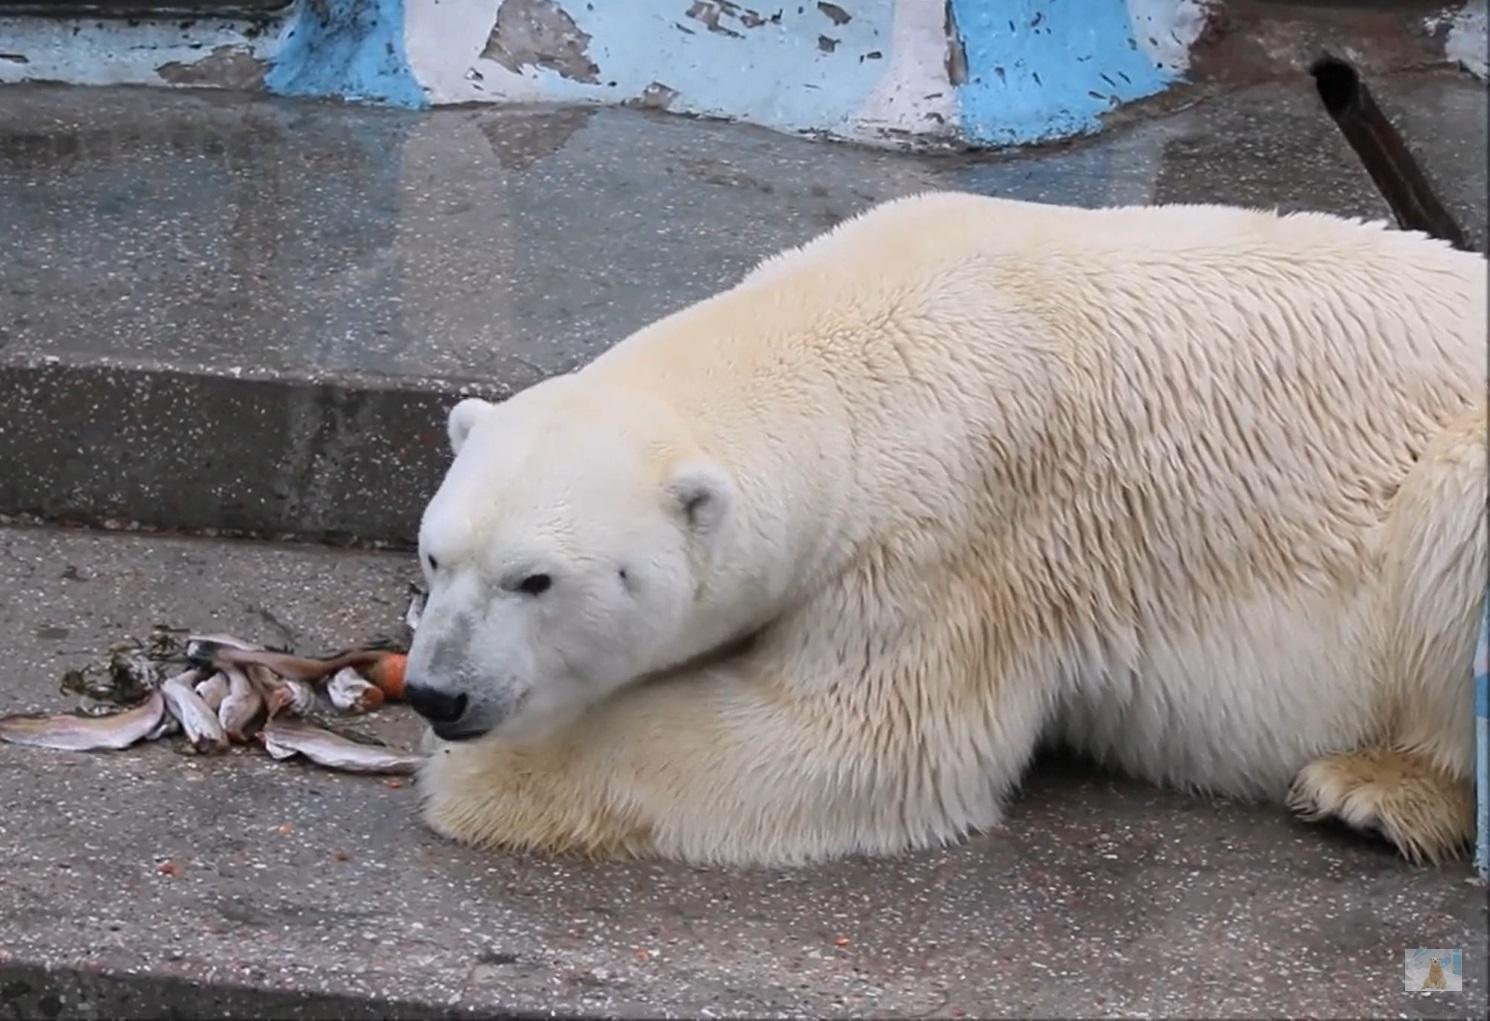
<box><xmin>414</xmin><ymin>192</ymin><xmax>1487</xmax><ymax>866</ymax></box>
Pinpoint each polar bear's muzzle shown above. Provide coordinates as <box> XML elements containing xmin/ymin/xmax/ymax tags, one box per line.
<box><xmin>404</xmin><ymin>682</ymin><xmax>468</xmax><ymax>732</ymax></box>
<box><xmin>405</xmin><ymin>673</ymin><xmax>527</xmax><ymax>742</ymax></box>
<box><xmin>403</xmin><ymin>601</ymin><xmax>531</xmax><ymax>741</ymax></box>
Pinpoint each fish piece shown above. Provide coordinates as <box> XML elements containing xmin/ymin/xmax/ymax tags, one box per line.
<box><xmin>145</xmin><ymin>711</ymin><xmax>181</xmax><ymax>741</ymax></box>
<box><xmin>185</xmin><ymin>640</ymin><xmax>396</xmax><ymax>685</ymax></box>
<box><xmin>195</xmin><ymin>673</ymin><xmax>229</xmax><ymax>712</ymax></box>
<box><xmin>184</xmin><ymin>632</ymin><xmax>263</xmax><ymax>652</ymax></box>
<box><xmin>243</xmin><ymin>664</ymin><xmax>304</xmax><ymax>718</ymax></box>
<box><xmin>263</xmin><ymin>739</ymin><xmax>298</xmax><ymax>761</ymax></box>
<box><xmin>327</xmin><ymin>667</ymin><xmax>384</xmax><ymax>714</ymax></box>
<box><xmin>248</xmin><ymin>665</ymin><xmax>291</xmax><ymax>717</ymax></box>
<box><xmin>258</xmin><ymin>718</ymin><xmax>421</xmax><ymax>775</ymax></box>
<box><xmin>218</xmin><ymin>665</ymin><xmax>265</xmax><ymax>743</ymax></box>
<box><xmin>272</xmin><ymin>676</ymin><xmax>316</xmax><ymax>717</ymax></box>
<box><xmin>160</xmin><ymin>668</ymin><xmax>228</xmax><ymax>753</ymax></box>
<box><xmin>0</xmin><ymin>689</ymin><xmax>166</xmax><ymax>752</ymax></box>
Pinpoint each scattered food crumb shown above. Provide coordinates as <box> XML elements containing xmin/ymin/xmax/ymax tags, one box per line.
<box><xmin>834</xmin><ymin>936</ymin><xmax>850</xmax><ymax>947</ymax></box>
<box><xmin>332</xmin><ymin>849</ymin><xmax>351</xmax><ymax>862</ymax></box>
<box><xmin>156</xmin><ymin>860</ymin><xmax>180</xmax><ymax>877</ymax></box>
<box><xmin>385</xmin><ymin>778</ymin><xmax>404</xmax><ymax>788</ymax></box>
<box><xmin>277</xmin><ymin>823</ymin><xmax>293</xmax><ymax>836</ymax></box>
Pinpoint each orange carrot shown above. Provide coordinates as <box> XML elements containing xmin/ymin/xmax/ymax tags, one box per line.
<box><xmin>359</xmin><ymin>652</ymin><xmax>407</xmax><ymax>701</ymax></box>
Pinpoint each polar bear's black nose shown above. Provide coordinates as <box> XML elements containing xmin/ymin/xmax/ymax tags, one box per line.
<box><xmin>406</xmin><ymin>683</ymin><xmax>468</xmax><ymax>724</ymax></box>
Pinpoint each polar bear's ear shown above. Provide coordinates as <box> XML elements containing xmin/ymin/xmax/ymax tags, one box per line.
<box><xmin>447</xmin><ymin>397</ymin><xmax>496</xmax><ymax>455</ymax></box>
<box><xmin>665</xmin><ymin>460</ymin><xmax>734</xmax><ymax>533</ymax></box>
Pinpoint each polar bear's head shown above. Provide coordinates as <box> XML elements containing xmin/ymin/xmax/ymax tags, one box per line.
<box><xmin>404</xmin><ymin>379</ymin><xmax>740</xmax><ymax>743</ymax></box>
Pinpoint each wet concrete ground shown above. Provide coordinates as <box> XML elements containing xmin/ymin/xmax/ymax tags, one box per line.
<box><xmin>0</xmin><ymin>72</ymin><xmax>1484</xmax><ymax>545</ymax></box>
<box><xmin>0</xmin><ymin>68</ymin><xmax>1487</xmax><ymax>1018</ymax></box>
<box><xmin>0</xmin><ymin>525</ymin><xmax>1485</xmax><ymax>1019</ymax></box>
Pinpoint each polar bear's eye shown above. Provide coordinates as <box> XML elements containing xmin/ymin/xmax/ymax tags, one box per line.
<box><xmin>517</xmin><ymin>573</ymin><xmax>552</xmax><ymax>596</ymax></box>
<box><xmin>426</xmin><ymin>555</ymin><xmax>439</xmax><ymax>572</ymax></box>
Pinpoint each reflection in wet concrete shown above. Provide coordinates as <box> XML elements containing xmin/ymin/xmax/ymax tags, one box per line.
<box><xmin>0</xmin><ymin>89</ymin><xmax>422</xmax><ymax>377</ymax></box>
<box><xmin>0</xmin><ymin>76</ymin><xmax>1482</xmax><ymax>387</ymax></box>
<box><xmin>478</xmin><ymin>106</ymin><xmax>594</xmax><ymax>172</ymax></box>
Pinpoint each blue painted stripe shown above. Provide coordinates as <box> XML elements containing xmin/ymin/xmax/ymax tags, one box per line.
<box><xmin>950</xmin><ymin>0</ymin><xmax>1178</xmax><ymax>147</ymax></box>
<box><xmin>265</xmin><ymin>0</ymin><xmax>426</xmax><ymax>109</ymax></box>
<box><xmin>1477</xmin><ymin>718</ymin><xmax>1488</xmax><ymax>879</ymax></box>
<box><xmin>1476</xmin><ymin>595</ymin><xmax>1489</xmax><ymax>716</ymax></box>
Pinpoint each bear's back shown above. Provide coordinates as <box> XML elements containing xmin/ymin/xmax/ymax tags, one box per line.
<box><xmin>731</xmin><ymin>191</ymin><xmax>1484</xmax><ymax>406</ymax></box>
<box><xmin>694</xmin><ymin>192</ymin><xmax>1485</xmax><ymax>613</ymax></box>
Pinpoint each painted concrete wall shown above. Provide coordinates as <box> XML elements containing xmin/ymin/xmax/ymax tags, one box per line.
<box><xmin>403</xmin><ymin>0</ymin><xmax>1210</xmax><ymax>147</ymax></box>
<box><xmin>1</xmin><ymin>1</ymin><xmax>1484</xmax><ymax>149</ymax></box>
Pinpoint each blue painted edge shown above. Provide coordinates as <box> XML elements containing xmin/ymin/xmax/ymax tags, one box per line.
<box><xmin>950</xmin><ymin>0</ymin><xmax>1180</xmax><ymax>147</ymax></box>
<box><xmin>264</xmin><ymin>0</ymin><xmax>426</xmax><ymax>109</ymax></box>
<box><xmin>1474</xmin><ymin>592</ymin><xmax>1488</xmax><ymax>880</ymax></box>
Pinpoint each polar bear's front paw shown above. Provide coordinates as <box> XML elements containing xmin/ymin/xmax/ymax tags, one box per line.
<box><xmin>413</xmin><ymin>739</ymin><xmax>653</xmax><ymax>859</ymax></box>
<box><xmin>1287</xmin><ymin>750</ymin><xmax>1473</xmax><ymax>865</ymax></box>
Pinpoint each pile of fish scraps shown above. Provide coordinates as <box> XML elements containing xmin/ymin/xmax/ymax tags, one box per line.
<box><xmin>0</xmin><ymin>589</ymin><xmax>430</xmax><ymax>777</ymax></box>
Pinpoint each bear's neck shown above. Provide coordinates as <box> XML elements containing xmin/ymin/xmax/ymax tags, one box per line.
<box><xmin>587</xmin><ymin>289</ymin><xmax>997</xmax><ymax>622</ymax></box>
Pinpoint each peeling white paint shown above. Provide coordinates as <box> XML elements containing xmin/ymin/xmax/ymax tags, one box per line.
<box><xmin>853</xmin><ymin>0</ymin><xmax>956</xmax><ymax>144</ymax></box>
<box><xmin>403</xmin><ymin>0</ymin><xmax>542</xmax><ymax>104</ymax></box>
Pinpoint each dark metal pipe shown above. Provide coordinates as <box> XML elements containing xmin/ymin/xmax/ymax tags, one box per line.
<box><xmin>1309</xmin><ymin>55</ymin><xmax>1472</xmax><ymax>252</ymax></box>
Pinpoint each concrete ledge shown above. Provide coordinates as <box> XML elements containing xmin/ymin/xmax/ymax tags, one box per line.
<box><xmin>0</xmin><ymin>358</ymin><xmax>497</xmax><ymax>548</ymax></box>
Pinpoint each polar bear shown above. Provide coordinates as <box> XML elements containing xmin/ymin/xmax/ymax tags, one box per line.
<box><xmin>404</xmin><ymin>192</ymin><xmax>1487</xmax><ymax>868</ymax></box>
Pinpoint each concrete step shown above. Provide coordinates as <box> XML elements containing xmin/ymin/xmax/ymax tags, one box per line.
<box><xmin>0</xmin><ymin>523</ymin><xmax>1485</xmax><ymax>1017</ymax></box>
<box><xmin>2</xmin><ymin>72</ymin><xmax>1483</xmax><ymax>546</ymax></box>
